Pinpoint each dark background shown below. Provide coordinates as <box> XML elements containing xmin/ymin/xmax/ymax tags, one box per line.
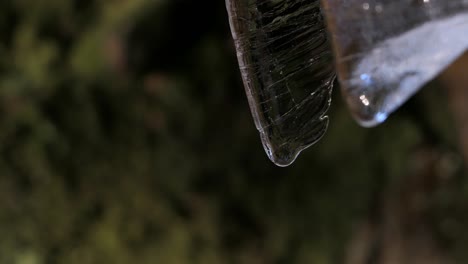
<box><xmin>0</xmin><ymin>0</ymin><xmax>466</xmax><ymax>263</ymax></box>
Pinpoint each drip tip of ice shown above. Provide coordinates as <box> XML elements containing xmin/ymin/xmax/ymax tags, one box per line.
<box><xmin>341</xmin><ymin>13</ymin><xmax>468</xmax><ymax>126</ymax></box>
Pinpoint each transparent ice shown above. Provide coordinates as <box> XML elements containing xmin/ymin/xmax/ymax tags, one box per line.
<box><xmin>226</xmin><ymin>0</ymin><xmax>335</xmax><ymax>166</ymax></box>
<box><xmin>323</xmin><ymin>0</ymin><xmax>468</xmax><ymax>127</ymax></box>
<box><xmin>227</xmin><ymin>0</ymin><xmax>468</xmax><ymax>166</ymax></box>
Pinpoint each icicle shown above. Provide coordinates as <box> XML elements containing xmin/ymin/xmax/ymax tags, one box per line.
<box><xmin>226</xmin><ymin>0</ymin><xmax>335</xmax><ymax>166</ymax></box>
<box><xmin>322</xmin><ymin>0</ymin><xmax>468</xmax><ymax>126</ymax></box>
<box><xmin>227</xmin><ymin>0</ymin><xmax>468</xmax><ymax>166</ymax></box>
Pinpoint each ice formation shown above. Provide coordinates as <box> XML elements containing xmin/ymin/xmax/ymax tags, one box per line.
<box><xmin>227</xmin><ymin>0</ymin><xmax>468</xmax><ymax>166</ymax></box>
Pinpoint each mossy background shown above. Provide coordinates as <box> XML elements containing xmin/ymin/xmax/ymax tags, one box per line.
<box><xmin>0</xmin><ymin>1</ymin><xmax>466</xmax><ymax>263</ymax></box>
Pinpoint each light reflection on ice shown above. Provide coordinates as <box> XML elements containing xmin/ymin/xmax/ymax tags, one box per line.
<box><xmin>227</xmin><ymin>0</ymin><xmax>468</xmax><ymax>166</ymax></box>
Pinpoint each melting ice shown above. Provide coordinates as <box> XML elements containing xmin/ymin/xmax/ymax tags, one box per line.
<box><xmin>323</xmin><ymin>0</ymin><xmax>468</xmax><ymax>126</ymax></box>
<box><xmin>227</xmin><ymin>0</ymin><xmax>468</xmax><ymax>166</ymax></box>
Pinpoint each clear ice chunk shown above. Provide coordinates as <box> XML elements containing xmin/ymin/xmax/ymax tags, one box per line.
<box><xmin>322</xmin><ymin>0</ymin><xmax>468</xmax><ymax>127</ymax></box>
<box><xmin>226</xmin><ymin>0</ymin><xmax>336</xmax><ymax>166</ymax></box>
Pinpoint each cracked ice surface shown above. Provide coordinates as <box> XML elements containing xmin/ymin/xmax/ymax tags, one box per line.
<box><xmin>226</xmin><ymin>0</ymin><xmax>336</xmax><ymax>166</ymax></box>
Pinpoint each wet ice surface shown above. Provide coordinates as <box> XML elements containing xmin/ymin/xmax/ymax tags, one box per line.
<box><xmin>226</xmin><ymin>0</ymin><xmax>335</xmax><ymax>166</ymax></box>
<box><xmin>348</xmin><ymin>13</ymin><xmax>468</xmax><ymax>126</ymax></box>
<box><xmin>227</xmin><ymin>0</ymin><xmax>468</xmax><ymax>166</ymax></box>
<box><xmin>323</xmin><ymin>0</ymin><xmax>468</xmax><ymax>126</ymax></box>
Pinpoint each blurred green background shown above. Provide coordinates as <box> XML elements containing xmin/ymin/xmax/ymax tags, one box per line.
<box><xmin>0</xmin><ymin>0</ymin><xmax>466</xmax><ymax>263</ymax></box>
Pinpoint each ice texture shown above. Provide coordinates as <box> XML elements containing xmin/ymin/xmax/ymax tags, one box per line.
<box><xmin>226</xmin><ymin>0</ymin><xmax>336</xmax><ymax>166</ymax></box>
<box><xmin>322</xmin><ymin>0</ymin><xmax>468</xmax><ymax>126</ymax></box>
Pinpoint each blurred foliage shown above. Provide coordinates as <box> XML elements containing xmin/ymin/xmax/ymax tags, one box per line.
<box><xmin>0</xmin><ymin>0</ymin><xmax>466</xmax><ymax>263</ymax></box>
